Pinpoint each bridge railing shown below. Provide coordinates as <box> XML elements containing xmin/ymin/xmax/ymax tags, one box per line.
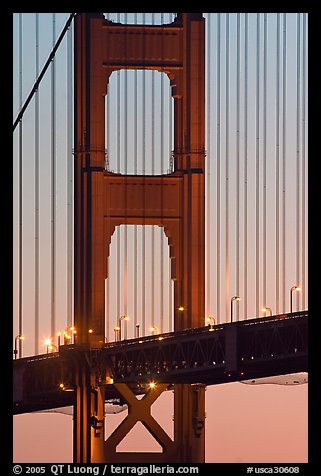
<box><xmin>13</xmin><ymin>311</ymin><xmax>308</xmax><ymax>414</ymax></box>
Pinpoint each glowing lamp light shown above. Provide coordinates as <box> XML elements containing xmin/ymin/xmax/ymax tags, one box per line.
<box><xmin>262</xmin><ymin>307</ymin><xmax>272</xmax><ymax>316</ymax></box>
<box><xmin>59</xmin><ymin>383</ymin><xmax>74</xmax><ymax>392</ymax></box>
<box><xmin>178</xmin><ymin>306</ymin><xmax>184</xmax><ymax>312</ymax></box>
<box><xmin>149</xmin><ymin>382</ymin><xmax>156</xmax><ymax>389</ymax></box>
<box><xmin>14</xmin><ymin>335</ymin><xmax>25</xmax><ymax>360</ymax></box>
<box><xmin>150</xmin><ymin>326</ymin><xmax>160</xmax><ymax>335</ymax></box>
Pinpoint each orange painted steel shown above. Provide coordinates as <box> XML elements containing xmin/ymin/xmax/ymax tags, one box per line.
<box><xmin>74</xmin><ymin>13</ymin><xmax>206</xmax><ymax>463</ymax></box>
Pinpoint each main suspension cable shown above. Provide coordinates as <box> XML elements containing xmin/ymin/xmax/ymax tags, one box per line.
<box><xmin>13</xmin><ymin>13</ymin><xmax>76</xmax><ymax>131</ymax></box>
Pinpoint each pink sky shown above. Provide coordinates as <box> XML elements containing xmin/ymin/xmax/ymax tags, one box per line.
<box><xmin>12</xmin><ymin>12</ymin><xmax>309</xmax><ymax>466</ymax></box>
<box><xmin>13</xmin><ymin>381</ymin><xmax>308</xmax><ymax>463</ymax></box>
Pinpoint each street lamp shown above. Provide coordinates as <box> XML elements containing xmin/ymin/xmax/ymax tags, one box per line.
<box><xmin>63</xmin><ymin>325</ymin><xmax>77</xmax><ymax>344</ymax></box>
<box><xmin>150</xmin><ymin>326</ymin><xmax>160</xmax><ymax>335</ymax></box>
<box><xmin>230</xmin><ymin>296</ymin><xmax>240</xmax><ymax>322</ymax></box>
<box><xmin>48</xmin><ymin>343</ymin><xmax>58</xmax><ymax>352</ymax></box>
<box><xmin>68</xmin><ymin>326</ymin><xmax>77</xmax><ymax>343</ymax></box>
<box><xmin>114</xmin><ymin>326</ymin><xmax>120</xmax><ymax>342</ymax></box>
<box><xmin>262</xmin><ymin>307</ymin><xmax>273</xmax><ymax>317</ymax></box>
<box><xmin>44</xmin><ymin>338</ymin><xmax>52</xmax><ymax>354</ymax></box>
<box><xmin>64</xmin><ymin>331</ymin><xmax>72</xmax><ymax>345</ymax></box>
<box><xmin>71</xmin><ymin>327</ymin><xmax>77</xmax><ymax>343</ymax></box>
<box><xmin>290</xmin><ymin>285</ymin><xmax>301</xmax><ymax>313</ymax></box>
<box><xmin>205</xmin><ymin>316</ymin><xmax>216</xmax><ymax>331</ymax></box>
<box><xmin>14</xmin><ymin>335</ymin><xmax>25</xmax><ymax>360</ymax></box>
<box><xmin>118</xmin><ymin>315</ymin><xmax>129</xmax><ymax>340</ymax></box>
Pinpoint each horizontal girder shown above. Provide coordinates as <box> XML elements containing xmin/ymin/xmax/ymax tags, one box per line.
<box><xmin>13</xmin><ymin>312</ymin><xmax>308</xmax><ymax>415</ymax></box>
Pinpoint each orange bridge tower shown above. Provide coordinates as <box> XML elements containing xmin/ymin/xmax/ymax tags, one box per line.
<box><xmin>73</xmin><ymin>12</ymin><xmax>206</xmax><ymax>463</ymax></box>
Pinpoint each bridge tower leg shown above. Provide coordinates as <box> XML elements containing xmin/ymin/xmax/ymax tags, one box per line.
<box><xmin>73</xmin><ymin>12</ymin><xmax>205</xmax><ymax>463</ymax></box>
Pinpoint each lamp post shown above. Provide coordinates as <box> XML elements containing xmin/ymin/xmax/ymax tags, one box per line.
<box><xmin>150</xmin><ymin>326</ymin><xmax>160</xmax><ymax>335</ymax></box>
<box><xmin>290</xmin><ymin>286</ymin><xmax>301</xmax><ymax>313</ymax></box>
<box><xmin>67</xmin><ymin>326</ymin><xmax>77</xmax><ymax>344</ymax></box>
<box><xmin>48</xmin><ymin>343</ymin><xmax>58</xmax><ymax>353</ymax></box>
<box><xmin>230</xmin><ymin>296</ymin><xmax>240</xmax><ymax>323</ymax></box>
<box><xmin>262</xmin><ymin>307</ymin><xmax>273</xmax><ymax>317</ymax></box>
<box><xmin>205</xmin><ymin>316</ymin><xmax>215</xmax><ymax>325</ymax></box>
<box><xmin>63</xmin><ymin>325</ymin><xmax>77</xmax><ymax>344</ymax></box>
<box><xmin>114</xmin><ymin>326</ymin><xmax>120</xmax><ymax>342</ymax></box>
<box><xmin>118</xmin><ymin>315</ymin><xmax>129</xmax><ymax>340</ymax></box>
<box><xmin>205</xmin><ymin>316</ymin><xmax>215</xmax><ymax>331</ymax></box>
<box><xmin>135</xmin><ymin>324</ymin><xmax>140</xmax><ymax>338</ymax></box>
<box><xmin>44</xmin><ymin>338</ymin><xmax>52</xmax><ymax>354</ymax></box>
<box><xmin>14</xmin><ymin>335</ymin><xmax>24</xmax><ymax>360</ymax></box>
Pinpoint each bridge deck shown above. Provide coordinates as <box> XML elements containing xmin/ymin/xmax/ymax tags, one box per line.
<box><xmin>13</xmin><ymin>312</ymin><xmax>308</xmax><ymax>415</ymax></box>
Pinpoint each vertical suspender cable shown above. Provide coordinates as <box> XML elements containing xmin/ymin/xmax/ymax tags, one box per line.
<box><xmin>296</xmin><ymin>13</ymin><xmax>301</xmax><ymax>311</ymax></box>
<box><xmin>275</xmin><ymin>13</ymin><xmax>280</xmax><ymax>315</ymax></box>
<box><xmin>34</xmin><ymin>13</ymin><xmax>40</xmax><ymax>354</ymax></box>
<box><xmin>116</xmin><ymin>13</ymin><xmax>121</xmax><ymax>324</ymax></box>
<box><xmin>225</xmin><ymin>13</ymin><xmax>229</xmax><ymax>323</ymax></box>
<box><xmin>133</xmin><ymin>13</ymin><xmax>138</xmax><ymax>332</ymax></box>
<box><xmin>151</xmin><ymin>13</ymin><xmax>155</xmax><ymax>330</ymax></box>
<box><xmin>142</xmin><ymin>12</ymin><xmax>146</xmax><ymax>335</ymax></box>
<box><xmin>216</xmin><ymin>14</ymin><xmax>221</xmax><ymax>323</ymax></box>
<box><xmin>18</xmin><ymin>13</ymin><xmax>23</xmax><ymax>356</ymax></box>
<box><xmin>236</xmin><ymin>13</ymin><xmax>240</xmax><ymax>320</ymax></box>
<box><xmin>106</xmin><ymin>13</ymin><xmax>111</xmax><ymax>339</ymax></box>
<box><xmin>255</xmin><ymin>13</ymin><xmax>260</xmax><ymax>317</ymax></box>
<box><xmin>168</xmin><ymin>13</ymin><xmax>173</xmax><ymax>331</ymax></box>
<box><xmin>67</xmin><ymin>16</ymin><xmax>73</xmax><ymax>328</ymax></box>
<box><xmin>206</xmin><ymin>13</ymin><xmax>211</xmax><ymax>320</ymax></box>
<box><xmin>51</xmin><ymin>13</ymin><xmax>56</xmax><ymax>339</ymax></box>
<box><xmin>301</xmin><ymin>14</ymin><xmax>306</xmax><ymax>309</ymax></box>
<box><xmin>160</xmin><ymin>12</ymin><xmax>164</xmax><ymax>333</ymax></box>
<box><xmin>243</xmin><ymin>13</ymin><xmax>248</xmax><ymax>319</ymax></box>
<box><xmin>262</xmin><ymin>13</ymin><xmax>267</xmax><ymax>310</ymax></box>
<box><xmin>282</xmin><ymin>13</ymin><xmax>287</xmax><ymax>312</ymax></box>
<box><xmin>124</xmin><ymin>13</ymin><xmax>128</xmax><ymax>337</ymax></box>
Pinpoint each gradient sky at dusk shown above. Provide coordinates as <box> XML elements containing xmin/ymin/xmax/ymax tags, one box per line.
<box><xmin>13</xmin><ymin>13</ymin><xmax>308</xmax><ymax>464</ymax></box>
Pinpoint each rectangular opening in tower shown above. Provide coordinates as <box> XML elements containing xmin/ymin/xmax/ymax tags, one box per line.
<box><xmin>105</xmin><ymin>225</ymin><xmax>174</xmax><ymax>341</ymax></box>
<box><xmin>105</xmin><ymin>70</ymin><xmax>174</xmax><ymax>175</ymax></box>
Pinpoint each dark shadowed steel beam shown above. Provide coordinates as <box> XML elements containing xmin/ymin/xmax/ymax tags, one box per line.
<box><xmin>13</xmin><ymin>312</ymin><xmax>307</xmax><ymax>415</ymax></box>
